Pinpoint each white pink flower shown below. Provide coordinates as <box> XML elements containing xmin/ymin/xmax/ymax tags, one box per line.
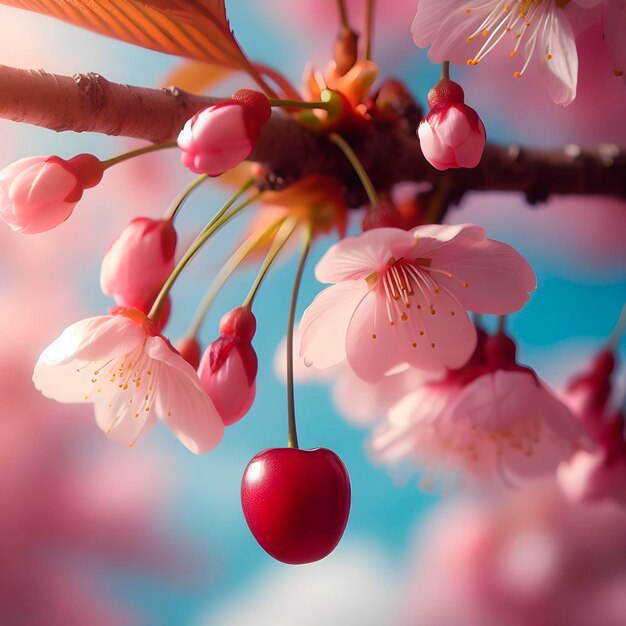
<box><xmin>418</xmin><ymin>78</ymin><xmax>486</xmax><ymax>170</ymax></box>
<box><xmin>198</xmin><ymin>306</ymin><xmax>258</xmax><ymax>426</ymax></box>
<box><xmin>32</xmin><ymin>308</ymin><xmax>224</xmax><ymax>453</ymax></box>
<box><xmin>412</xmin><ymin>0</ymin><xmax>583</xmax><ymax>105</ymax></box>
<box><xmin>0</xmin><ymin>154</ymin><xmax>103</xmax><ymax>234</ymax></box>
<box><xmin>178</xmin><ymin>89</ymin><xmax>271</xmax><ymax>176</ymax></box>
<box><xmin>299</xmin><ymin>224</ymin><xmax>535</xmax><ymax>381</ymax></box>
<box><xmin>370</xmin><ymin>332</ymin><xmax>584</xmax><ymax>486</ymax></box>
<box><xmin>100</xmin><ymin>217</ymin><xmax>177</xmax><ymax>312</ymax></box>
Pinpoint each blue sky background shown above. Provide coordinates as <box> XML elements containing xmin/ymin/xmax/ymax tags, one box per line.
<box><xmin>0</xmin><ymin>2</ymin><xmax>624</xmax><ymax>625</ymax></box>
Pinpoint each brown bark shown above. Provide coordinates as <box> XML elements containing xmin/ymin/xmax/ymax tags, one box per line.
<box><xmin>1</xmin><ymin>63</ymin><xmax>625</xmax><ymax>209</ymax></box>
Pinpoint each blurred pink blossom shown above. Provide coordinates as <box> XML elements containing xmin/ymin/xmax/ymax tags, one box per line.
<box><xmin>558</xmin><ymin>348</ymin><xmax>626</xmax><ymax>505</ymax></box>
<box><xmin>371</xmin><ymin>332</ymin><xmax>583</xmax><ymax>486</ymax></box>
<box><xmin>404</xmin><ymin>483</ymin><xmax>626</xmax><ymax>626</ymax></box>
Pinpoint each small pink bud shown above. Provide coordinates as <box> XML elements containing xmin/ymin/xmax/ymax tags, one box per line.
<box><xmin>100</xmin><ymin>217</ymin><xmax>177</xmax><ymax>312</ymax></box>
<box><xmin>0</xmin><ymin>154</ymin><xmax>103</xmax><ymax>234</ymax></box>
<box><xmin>418</xmin><ymin>79</ymin><xmax>485</xmax><ymax>171</ymax></box>
<box><xmin>177</xmin><ymin>91</ymin><xmax>271</xmax><ymax>176</ymax></box>
<box><xmin>176</xmin><ymin>336</ymin><xmax>202</xmax><ymax>370</ymax></box>
<box><xmin>198</xmin><ymin>307</ymin><xmax>258</xmax><ymax>426</ymax></box>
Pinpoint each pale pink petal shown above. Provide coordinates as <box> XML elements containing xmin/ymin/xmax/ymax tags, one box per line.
<box><xmin>32</xmin><ymin>316</ymin><xmax>145</xmax><ymax>402</ymax></box>
<box><xmin>419</xmin><ymin>289</ymin><xmax>478</xmax><ymax>369</ymax></box>
<box><xmin>147</xmin><ymin>364</ymin><xmax>224</xmax><ymax>454</ymax></box>
<box><xmin>369</xmin><ymin>383</ymin><xmax>452</xmax><ymax>464</ymax></box>
<box><xmin>421</xmin><ymin>225</ymin><xmax>536</xmax><ymax>313</ymax></box>
<box><xmin>412</xmin><ymin>0</ymin><xmax>493</xmax><ymax>64</ymax></box>
<box><xmin>94</xmin><ymin>392</ymin><xmax>158</xmax><ymax>445</ymax></box>
<box><xmin>332</xmin><ymin>366</ymin><xmax>436</xmax><ymax>426</ymax></box>
<box><xmin>345</xmin><ymin>289</ymin><xmax>411</xmax><ymax>381</ymax></box>
<box><xmin>536</xmin><ymin>8</ymin><xmax>579</xmax><ymax>105</ymax></box>
<box><xmin>299</xmin><ymin>280</ymin><xmax>369</xmax><ymax>369</ymax></box>
<box><xmin>315</xmin><ymin>228</ymin><xmax>416</xmax><ymax>283</ymax></box>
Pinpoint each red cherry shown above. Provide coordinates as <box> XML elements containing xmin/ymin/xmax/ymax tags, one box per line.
<box><xmin>241</xmin><ymin>447</ymin><xmax>351</xmax><ymax>564</ymax></box>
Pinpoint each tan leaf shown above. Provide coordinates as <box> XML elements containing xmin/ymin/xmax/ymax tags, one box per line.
<box><xmin>162</xmin><ymin>60</ymin><xmax>235</xmax><ymax>94</ymax></box>
<box><xmin>0</xmin><ymin>0</ymin><xmax>248</xmax><ymax>70</ymax></box>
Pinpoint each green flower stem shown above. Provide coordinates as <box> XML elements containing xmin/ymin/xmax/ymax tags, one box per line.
<box><xmin>268</xmin><ymin>98</ymin><xmax>333</xmax><ymax>111</ymax></box>
<box><xmin>286</xmin><ymin>227</ymin><xmax>313</xmax><ymax>449</ymax></box>
<box><xmin>329</xmin><ymin>132</ymin><xmax>379</xmax><ymax>208</ymax></box>
<box><xmin>243</xmin><ymin>218</ymin><xmax>298</xmax><ymax>308</ymax></box>
<box><xmin>148</xmin><ymin>184</ymin><xmax>261</xmax><ymax>322</ymax></box>
<box><xmin>165</xmin><ymin>174</ymin><xmax>209</xmax><ymax>221</ymax></box>
<box><xmin>186</xmin><ymin>217</ymin><xmax>288</xmax><ymax>338</ymax></box>
<box><xmin>100</xmin><ymin>142</ymin><xmax>177</xmax><ymax>169</ymax></box>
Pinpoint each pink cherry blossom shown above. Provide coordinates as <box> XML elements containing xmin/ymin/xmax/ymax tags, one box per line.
<box><xmin>405</xmin><ymin>483</ymin><xmax>626</xmax><ymax>626</ymax></box>
<box><xmin>412</xmin><ymin>0</ymin><xmax>585</xmax><ymax>105</ymax></box>
<box><xmin>557</xmin><ymin>348</ymin><xmax>626</xmax><ymax>505</ymax></box>
<box><xmin>370</xmin><ymin>332</ymin><xmax>583</xmax><ymax>486</ymax></box>
<box><xmin>32</xmin><ymin>308</ymin><xmax>224</xmax><ymax>453</ymax></box>
<box><xmin>0</xmin><ymin>154</ymin><xmax>103</xmax><ymax>234</ymax></box>
<box><xmin>419</xmin><ymin>78</ymin><xmax>486</xmax><ymax>171</ymax></box>
<box><xmin>198</xmin><ymin>306</ymin><xmax>258</xmax><ymax>426</ymax></box>
<box><xmin>299</xmin><ymin>224</ymin><xmax>535</xmax><ymax>381</ymax></box>
<box><xmin>178</xmin><ymin>90</ymin><xmax>271</xmax><ymax>176</ymax></box>
<box><xmin>100</xmin><ymin>217</ymin><xmax>177</xmax><ymax>312</ymax></box>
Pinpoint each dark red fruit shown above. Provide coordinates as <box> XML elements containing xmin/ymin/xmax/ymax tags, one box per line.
<box><xmin>241</xmin><ymin>447</ymin><xmax>351</xmax><ymax>565</ymax></box>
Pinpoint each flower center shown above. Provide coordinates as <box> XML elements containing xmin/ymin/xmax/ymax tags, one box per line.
<box><xmin>465</xmin><ymin>0</ymin><xmax>556</xmax><ymax>78</ymax></box>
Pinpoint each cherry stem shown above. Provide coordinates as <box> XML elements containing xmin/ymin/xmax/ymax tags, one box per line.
<box><xmin>100</xmin><ymin>141</ymin><xmax>177</xmax><ymax>169</ymax></box>
<box><xmin>364</xmin><ymin>0</ymin><xmax>376</xmax><ymax>61</ymax></box>
<box><xmin>498</xmin><ymin>315</ymin><xmax>507</xmax><ymax>334</ymax></box>
<box><xmin>269</xmin><ymin>98</ymin><xmax>333</xmax><ymax>111</ymax></box>
<box><xmin>441</xmin><ymin>60</ymin><xmax>450</xmax><ymax>81</ymax></box>
<box><xmin>286</xmin><ymin>226</ymin><xmax>313</xmax><ymax>449</ymax></box>
<box><xmin>187</xmin><ymin>218</ymin><xmax>287</xmax><ymax>338</ymax></box>
<box><xmin>329</xmin><ymin>132</ymin><xmax>379</xmax><ymax>208</ymax></box>
<box><xmin>148</xmin><ymin>180</ymin><xmax>259</xmax><ymax>321</ymax></box>
<box><xmin>244</xmin><ymin>218</ymin><xmax>298</xmax><ymax>308</ymax></box>
<box><xmin>165</xmin><ymin>174</ymin><xmax>209</xmax><ymax>221</ymax></box>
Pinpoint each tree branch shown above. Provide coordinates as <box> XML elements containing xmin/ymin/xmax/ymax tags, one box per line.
<box><xmin>1</xmin><ymin>63</ymin><xmax>625</xmax><ymax>209</ymax></box>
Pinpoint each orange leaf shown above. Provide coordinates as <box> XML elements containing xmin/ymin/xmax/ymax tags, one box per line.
<box><xmin>162</xmin><ymin>60</ymin><xmax>235</xmax><ymax>93</ymax></box>
<box><xmin>0</xmin><ymin>0</ymin><xmax>249</xmax><ymax>70</ymax></box>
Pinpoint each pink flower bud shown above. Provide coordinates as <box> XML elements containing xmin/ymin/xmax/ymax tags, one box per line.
<box><xmin>198</xmin><ymin>307</ymin><xmax>258</xmax><ymax>426</ymax></box>
<box><xmin>0</xmin><ymin>154</ymin><xmax>102</xmax><ymax>234</ymax></box>
<box><xmin>177</xmin><ymin>90</ymin><xmax>271</xmax><ymax>176</ymax></box>
<box><xmin>176</xmin><ymin>336</ymin><xmax>202</xmax><ymax>370</ymax></box>
<box><xmin>418</xmin><ymin>79</ymin><xmax>485</xmax><ymax>171</ymax></box>
<box><xmin>100</xmin><ymin>217</ymin><xmax>177</xmax><ymax>312</ymax></box>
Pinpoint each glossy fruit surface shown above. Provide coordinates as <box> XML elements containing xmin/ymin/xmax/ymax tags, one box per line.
<box><xmin>241</xmin><ymin>447</ymin><xmax>351</xmax><ymax>564</ymax></box>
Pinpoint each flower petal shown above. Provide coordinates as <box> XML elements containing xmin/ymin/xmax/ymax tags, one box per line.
<box><xmin>299</xmin><ymin>280</ymin><xmax>369</xmax><ymax>369</ymax></box>
<box><xmin>535</xmin><ymin>8</ymin><xmax>578</xmax><ymax>105</ymax></box>
<box><xmin>420</xmin><ymin>225</ymin><xmax>536</xmax><ymax>314</ymax></box>
<box><xmin>144</xmin><ymin>337</ymin><xmax>224</xmax><ymax>454</ymax></box>
<box><xmin>315</xmin><ymin>228</ymin><xmax>416</xmax><ymax>283</ymax></box>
